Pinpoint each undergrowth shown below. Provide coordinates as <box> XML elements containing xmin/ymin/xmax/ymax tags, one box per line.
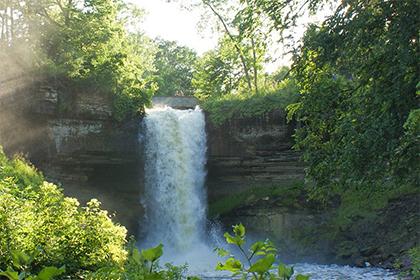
<box><xmin>200</xmin><ymin>79</ymin><xmax>298</xmax><ymax>126</ymax></box>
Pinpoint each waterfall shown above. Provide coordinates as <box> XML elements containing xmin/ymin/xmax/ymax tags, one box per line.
<box><xmin>141</xmin><ymin>105</ymin><xmax>215</xmax><ymax>267</ymax></box>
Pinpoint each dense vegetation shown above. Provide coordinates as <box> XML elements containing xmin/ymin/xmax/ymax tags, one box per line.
<box><xmin>0</xmin><ymin>148</ymin><xmax>127</xmax><ymax>276</ymax></box>
<box><xmin>0</xmin><ymin>148</ymin><xmax>196</xmax><ymax>279</ymax></box>
<box><xmin>0</xmin><ymin>0</ymin><xmax>156</xmax><ymax>120</ymax></box>
<box><xmin>0</xmin><ymin>0</ymin><xmax>418</xmax><ymax>278</ymax></box>
<box><xmin>283</xmin><ymin>2</ymin><xmax>419</xmax><ymax>264</ymax></box>
<box><xmin>154</xmin><ymin>39</ymin><xmax>197</xmax><ymax>97</ymax></box>
<box><xmin>199</xmin><ymin>0</ymin><xmax>419</xmax><ymax>275</ymax></box>
<box><xmin>287</xmin><ymin>0</ymin><xmax>419</xmax><ymax>202</ymax></box>
<box><xmin>201</xmin><ymin>78</ymin><xmax>297</xmax><ymax>125</ymax></box>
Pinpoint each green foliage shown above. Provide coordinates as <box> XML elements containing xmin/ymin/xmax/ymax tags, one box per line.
<box><xmin>285</xmin><ymin>0</ymin><xmax>419</xmax><ymax>202</ymax></box>
<box><xmin>333</xmin><ymin>183</ymin><xmax>418</xmax><ymax>230</ymax></box>
<box><xmin>141</xmin><ymin>244</ymin><xmax>164</xmax><ymax>263</ymax></box>
<box><xmin>0</xmin><ymin>152</ymin><xmax>44</xmax><ymax>188</ymax></box>
<box><xmin>406</xmin><ymin>247</ymin><xmax>420</xmax><ymax>279</ymax></box>
<box><xmin>154</xmin><ymin>39</ymin><xmax>197</xmax><ymax>96</ymax></box>
<box><xmin>216</xmin><ymin>224</ymin><xmax>309</xmax><ymax>279</ymax></box>
<box><xmin>86</xmin><ymin>241</ymin><xmax>189</xmax><ymax>280</ymax></box>
<box><xmin>1</xmin><ymin>0</ymin><xmax>157</xmax><ymax>120</ymax></box>
<box><xmin>193</xmin><ymin>0</ymin><xmax>270</xmax><ymax>95</ymax></box>
<box><xmin>201</xmin><ymin>78</ymin><xmax>298</xmax><ymax>125</ymax></box>
<box><xmin>193</xmin><ymin>36</ymin><xmax>253</xmax><ymax>99</ymax></box>
<box><xmin>0</xmin><ymin>148</ymin><xmax>127</xmax><ymax>274</ymax></box>
<box><xmin>0</xmin><ymin>250</ymin><xmax>65</xmax><ymax>280</ymax></box>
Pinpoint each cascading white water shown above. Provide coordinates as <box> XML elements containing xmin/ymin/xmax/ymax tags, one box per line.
<box><xmin>142</xmin><ymin>105</ymin><xmax>217</xmax><ymax>269</ymax></box>
<box><xmin>140</xmin><ymin>105</ymin><xmax>397</xmax><ymax>279</ymax></box>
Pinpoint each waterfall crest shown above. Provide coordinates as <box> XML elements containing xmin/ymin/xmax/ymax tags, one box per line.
<box><xmin>142</xmin><ymin>105</ymin><xmax>213</xmax><ymax>266</ymax></box>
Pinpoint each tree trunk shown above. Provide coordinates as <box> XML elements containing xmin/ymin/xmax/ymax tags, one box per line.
<box><xmin>251</xmin><ymin>37</ymin><xmax>259</xmax><ymax>95</ymax></box>
<box><xmin>9</xmin><ymin>4</ymin><xmax>13</xmax><ymax>43</ymax></box>
<box><xmin>203</xmin><ymin>1</ymin><xmax>253</xmax><ymax>94</ymax></box>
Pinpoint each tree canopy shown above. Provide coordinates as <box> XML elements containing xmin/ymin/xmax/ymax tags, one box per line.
<box><xmin>284</xmin><ymin>0</ymin><xmax>419</xmax><ymax>200</ymax></box>
<box><xmin>153</xmin><ymin>39</ymin><xmax>197</xmax><ymax>96</ymax></box>
<box><xmin>0</xmin><ymin>0</ymin><xmax>157</xmax><ymax>120</ymax></box>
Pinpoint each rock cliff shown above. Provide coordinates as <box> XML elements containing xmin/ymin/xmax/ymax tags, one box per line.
<box><xmin>0</xmin><ymin>81</ymin><xmax>306</xmax><ymax>240</ymax></box>
<box><xmin>0</xmin><ymin>79</ymin><xmax>142</xmax><ymax>234</ymax></box>
<box><xmin>206</xmin><ymin>110</ymin><xmax>305</xmax><ymax>200</ymax></box>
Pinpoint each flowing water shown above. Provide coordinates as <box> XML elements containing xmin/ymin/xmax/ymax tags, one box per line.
<box><xmin>142</xmin><ymin>105</ymin><xmax>219</xmax><ymax>271</ymax></box>
<box><xmin>141</xmin><ymin>105</ymin><xmax>397</xmax><ymax>279</ymax></box>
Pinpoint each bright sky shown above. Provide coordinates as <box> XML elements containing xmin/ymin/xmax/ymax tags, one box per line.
<box><xmin>128</xmin><ymin>0</ymin><xmax>218</xmax><ymax>54</ymax></box>
<box><xmin>127</xmin><ymin>0</ymin><xmax>334</xmax><ymax>70</ymax></box>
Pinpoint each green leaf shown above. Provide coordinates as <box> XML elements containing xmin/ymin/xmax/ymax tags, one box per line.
<box><xmin>214</xmin><ymin>247</ymin><xmax>230</xmax><ymax>257</ymax></box>
<box><xmin>11</xmin><ymin>251</ymin><xmax>31</xmax><ymax>269</ymax></box>
<box><xmin>250</xmin><ymin>241</ymin><xmax>264</xmax><ymax>254</ymax></box>
<box><xmin>248</xmin><ymin>254</ymin><xmax>276</xmax><ymax>274</ymax></box>
<box><xmin>0</xmin><ymin>270</ymin><xmax>19</xmax><ymax>280</ymax></box>
<box><xmin>216</xmin><ymin>258</ymin><xmax>243</xmax><ymax>272</ymax></box>
<box><xmin>36</xmin><ymin>266</ymin><xmax>66</xmax><ymax>280</ymax></box>
<box><xmin>141</xmin><ymin>244</ymin><xmax>164</xmax><ymax>262</ymax></box>
<box><xmin>296</xmin><ymin>274</ymin><xmax>310</xmax><ymax>280</ymax></box>
<box><xmin>223</xmin><ymin>232</ymin><xmax>244</xmax><ymax>246</ymax></box>
<box><xmin>233</xmin><ymin>223</ymin><xmax>245</xmax><ymax>238</ymax></box>
<box><xmin>131</xmin><ymin>247</ymin><xmax>142</xmax><ymax>264</ymax></box>
<box><xmin>278</xmin><ymin>263</ymin><xmax>294</xmax><ymax>279</ymax></box>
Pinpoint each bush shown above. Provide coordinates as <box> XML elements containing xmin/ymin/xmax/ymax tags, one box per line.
<box><xmin>200</xmin><ymin>79</ymin><xmax>298</xmax><ymax>126</ymax></box>
<box><xmin>0</xmin><ymin>148</ymin><xmax>127</xmax><ymax>274</ymax></box>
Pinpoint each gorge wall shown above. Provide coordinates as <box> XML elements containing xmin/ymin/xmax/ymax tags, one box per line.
<box><xmin>0</xmin><ymin>80</ymin><xmax>309</xmax><ymax>245</ymax></box>
<box><xmin>206</xmin><ymin>110</ymin><xmax>305</xmax><ymax>200</ymax></box>
<box><xmin>0</xmin><ymin>79</ymin><xmax>142</xmax><ymax>234</ymax></box>
<box><xmin>205</xmin><ymin>113</ymin><xmax>329</xmax><ymax>263</ymax></box>
<box><xmin>1</xmin><ymin>81</ymin><xmax>416</xmax><ymax>270</ymax></box>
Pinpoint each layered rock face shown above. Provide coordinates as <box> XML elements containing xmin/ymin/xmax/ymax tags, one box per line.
<box><xmin>0</xmin><ymin>80</ymin><xmax>142</xmax><ymax>234</ymax></box>
<box><xmin>206</xmin><ymin>110</ymin><xmax>305</xmax><ymax>200</ymax></box>
<box><xmin>1</xmin><ymin>80</ymin><xmax>306</xmax><ymax>239</ymax></box>
<box><xmin>205</xmin><ymin>112</ymin><xmax>329</xmax><ymax>263</ymax></box>
<box><xmin>221</xmin><ymin>200</ymin><xmax>331</xmax><ymax>263</ymax></box>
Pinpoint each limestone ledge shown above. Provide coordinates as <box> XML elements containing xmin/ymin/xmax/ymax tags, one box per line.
<box><xmin>206</xmin><ymin>110</ymin><xmax>305</xmax><ymax>199</ymax></box>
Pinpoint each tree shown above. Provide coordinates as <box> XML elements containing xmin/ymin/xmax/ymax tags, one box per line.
<box><xmin>193</xmin><ymin>36</ymin><xmax>248</xmax><ymax>99</ymax></box>
<box><xmin>173</xmin><ymin>0</ymin><xmax>270</xmax><ymax>95</ymax></box>
<box><xmin>153</xmin><ymin>39</ymin><xmax>197</xmax><ymax>96</ymax></box>
<box><xmin>0</xmin><ymin>0</ymin><xmax>157</xmax><ymax>120</ymax></box>
<box><xmin>284</xmin><ymin>0</ymin><xmax>419</xmax><ymax>200</ymax></box>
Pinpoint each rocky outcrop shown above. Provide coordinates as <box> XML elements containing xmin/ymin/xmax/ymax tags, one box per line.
<box><xmin>206</xmin><ymin>110</ymin><xmax>305</xmax><ymax>201</ymax></box>
<box><xmin>0</xmin><ymin>80</ymin><xmax>142</xmax><ymax>234</ymax></box>
<box><xmin>220</xmin><ymin>198</ymin><xmax>332</xmax><ymax>264</ymax></box>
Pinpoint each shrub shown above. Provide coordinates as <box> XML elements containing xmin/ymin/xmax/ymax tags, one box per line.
<box><xmin>200</xmin><ymin>79</ymin><xmax>298</xmax><ymax>126</ymax></box>
<box><xmin>0</xmin><ymin>148</ymin><xmax>127</xmax><ymax>274</ymax></box>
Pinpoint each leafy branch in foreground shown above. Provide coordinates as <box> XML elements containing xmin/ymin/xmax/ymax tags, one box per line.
<box><xmin>0</xmin><ymin>250</ymin><xmax>65</xmax><ymax>280</ymax></box>
<box><xmin>215</xmin><ymin>224</ymin><xmax>309</xmax><ymax>280</ymax></box>
<box><xmin>86</xmin><ymin>241</ymin><xmax>197</xmax><ymax>280</ymax></box>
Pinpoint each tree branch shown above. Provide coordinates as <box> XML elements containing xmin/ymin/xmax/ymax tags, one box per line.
<box><xmin>202</xmin><ymin>0</ymin><xmax>253</xmax><ymax>93</ymax></box>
